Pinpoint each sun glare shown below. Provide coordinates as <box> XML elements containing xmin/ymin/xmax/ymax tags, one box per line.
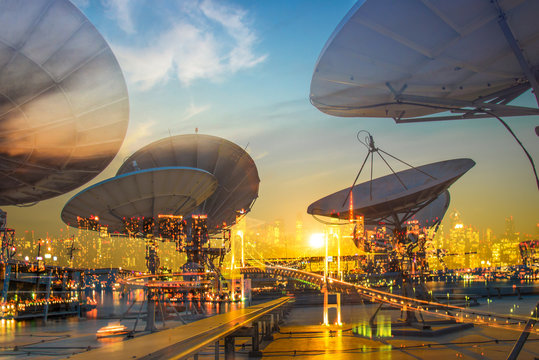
<box><xmin>309</xmin><ymin>233</ymin><xmax>325</xmax><ymax>249</ymax></box>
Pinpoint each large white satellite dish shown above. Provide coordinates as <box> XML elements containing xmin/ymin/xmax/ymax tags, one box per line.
<box><xmin>116</xmin><ymin>134</ymin><xmax>260</xmax><ymax>230</ymax></box>
<box><xmin>61</xmin><ymin>167</ymin><xmax>217</xmax><ymax>234</ymax></box>
<box><xmin>307</xmin><ymin>159</ymin><xmax>474</xmax><ymax>228</ymax></box>
<box><xmin>311</xmin><ymin>0</ymin><xmax>539</xmax><ymax>188</ymax></box>
<box><xmin>311</xmin><ymin>0</ymin><xmax>539</xmax><ymax>121</ymax></box>
<box><xmin>0</xmin><ymin>0</ymin><xmax>129</xmax><ymax>205</ymax></box>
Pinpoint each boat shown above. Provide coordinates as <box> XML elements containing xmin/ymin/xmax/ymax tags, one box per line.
<box><xmin>96</xmin><ymin>322</ymin><xmax>129</xmax><ymax>338</ymax></box>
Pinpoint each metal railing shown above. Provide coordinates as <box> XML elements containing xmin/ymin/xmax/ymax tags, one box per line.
<box><xmin>68</xmin><ymin>296</ymin><xmax>291</xmax><ymax>360</ymax></box>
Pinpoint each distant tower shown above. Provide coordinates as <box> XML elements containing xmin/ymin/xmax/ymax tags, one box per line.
<box><xmin>480</xmin><ymin>228</ymin><xmax>494</xmax><ymax>262</ymax></box>
<box><xmin>505</xmin><ymin>216</ymin><xmax>516</xmax><ymax>240</ymax></box>
<box><xmin>447</xmin><ymin>210</ymin><xmax>465</xmax><ymax>268</ymax></box>
<box><xmin>448</xmin><ymin>210</ymin><xmax>462</xmax><ymax>228</ymax></box>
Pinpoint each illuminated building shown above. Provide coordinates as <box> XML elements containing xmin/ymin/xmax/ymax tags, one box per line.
<box><xmin>505</xmin><ymin>216</ymin><xmax>517</xmax><ymax>240</ymax></box>
<box><xmin>295</xmin><ymin>216</ymin><xmax>304</xmax><ymax>247</ymax></box>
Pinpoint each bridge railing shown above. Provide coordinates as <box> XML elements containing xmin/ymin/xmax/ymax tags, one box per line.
<box><xmin>241</xmin><ymin>265</ymin><xmax>537</xmax><ymax>330</ymax></box>
<box><xmin>68</xmin><ymin>296</ymin><xmax>291</xmax><ymax>360</ymax></box>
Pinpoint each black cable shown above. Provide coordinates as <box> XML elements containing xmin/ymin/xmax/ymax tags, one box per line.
<box><xmin>392</xmin><ymin>102</ymin><xmax>538</xmax><ymax>190</ymax></box>
<box><xmin>485</xmin><ymin>110</ymin><xmax>539</xmax><ymax>190</ymax></box>
<box><xmin>369</xmin><ymin>151</ymin><xmax>374</xmax><ymax>200</ymax></box>
<box><xmin>390</xmin><ymin>103</ymin><xmax>538</xmax><ymax>190</ymax></box>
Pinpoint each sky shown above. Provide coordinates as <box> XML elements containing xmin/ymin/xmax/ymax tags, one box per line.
<box><xmin>5</xmin><ymin>0</ymin><xmax>539</xmax><ymax>239</ymax></box>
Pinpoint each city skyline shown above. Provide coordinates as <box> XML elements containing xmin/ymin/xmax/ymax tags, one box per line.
<box><xmin>10</xmin><ymin>209</ymin><xmax>536</xmax><ymax>272</ymax></box>
<box><xmin>2</xmin><ymin>0</ymin><xmax>538</xmax><ymax>239</ymax></box>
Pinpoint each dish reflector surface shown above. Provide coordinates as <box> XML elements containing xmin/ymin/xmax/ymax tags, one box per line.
<box><xmin>61</xmin><ymin>167</ymin><xmax>217</xmax><ymax>233</ymax></box>
<box><xmin>117</xmin><ymin>134</ymin><xmax>260</xmax><ymax>229</ymax></box>
<box><xmin>310</xmin><ymin>0</ymin><xmax>539</xmax><ymax>119</ymax></box>
<box><xmin>307</xmin><ymin>159</ymin><xmax>474</xmax><ymax>225</ymax></box>
<box><xmin>0</xmin><ymin>0</ymin><xmax>129</xmax><ymax>205</ymax></box>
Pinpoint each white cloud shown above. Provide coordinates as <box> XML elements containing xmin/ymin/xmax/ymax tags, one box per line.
<box><xmin>182</xmin><ymin>101</ymin><xmax>211</xmax><ymax>122</ymax></box>
<box><xmin>199</xmin><ymin>0</ymin><xmax>267</xmax><ymax>72</ymax></box>
<box><xmin>111</xmin><ymin>0</ymin><xmax>266</xmax><ymax>90</ymax></box>
<box><xmin>120</xmin><ymin>119</ymin><xmax>157</xmax><ymax>156</ymax></box>
<box><xmin>252</xmin><ymin>151</ymin><xmax>269</xmax><ymax>161</ymax></box>
<box><xmin>103</xmin><ymin>0</ymin><xmax>135</xmax><ymax>34</ymax></box>
<box><xmin>114</xmin><ymin>45</ymin><xmax>174</xmax><ymax>91</ymax></box>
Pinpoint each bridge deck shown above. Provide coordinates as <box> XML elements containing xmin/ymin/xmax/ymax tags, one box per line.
<box><xmin>67</xmin><ymin>296</ymin><xmax>291</xmax><ymax>360</ymax></box>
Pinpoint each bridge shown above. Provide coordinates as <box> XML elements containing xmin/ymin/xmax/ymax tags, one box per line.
<box><xmin>241</xmin><ymin>265</ymin><xmax>539</xmax><ymax>333</ymax></box>
<box><xmin>67</xmin><ymin>265</ymin><xmax>538</xmax><ymax>359</ymax></box>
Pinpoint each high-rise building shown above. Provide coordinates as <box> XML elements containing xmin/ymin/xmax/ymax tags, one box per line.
<box><xmin>505</xmin><ymin>216</ymin><xmax>517</xmax><ymax>241</ymax></box>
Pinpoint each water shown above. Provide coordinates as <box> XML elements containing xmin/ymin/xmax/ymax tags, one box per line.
<box><xmin>0</xmin><ymin>289</ymin><xmax>246</xmax><ymax>358</ymax></box>
<box><xmin>425</xmin><ymin>279</ymin><xmax>539</xmax><ymax>296</ymax></box>
<box><xmin>1</xmin><ymin>281</ymin><xmax>537</xmax><ymax>358</ymax></box>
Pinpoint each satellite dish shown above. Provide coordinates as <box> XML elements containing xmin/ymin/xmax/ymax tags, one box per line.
<box><xmin>0</xmin><ymin>0</ymin><xmax>129</xmax><ymax>205</ymax></box>
<box><xmin>310</xmin><ymin>0</ymin><xmax>539</xmax><ymax>189</ymax></box>
<box><xmin>307</xmin><ymin>158</ymin><xmax>474</xmax><ymax>228</ymax></box>
<box><xmin>61</xmin><ymin>167</ymin><xmax>217</xmax><ymax>234</ymax></box>
<box><xmin>116</xmin><ymin>134</ymin><xmax>260</xmax><ymax>229</ymax></box>
<box><xmin>311</xmin><ymin>0</ymin><xmax>539</xmax><ymax>120</ymax></box>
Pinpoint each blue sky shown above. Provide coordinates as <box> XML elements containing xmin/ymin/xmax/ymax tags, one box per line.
<box><xmin>7</xmin><ymin>0</ymin><xmax>538</xmax><ymax>237</ymax></box>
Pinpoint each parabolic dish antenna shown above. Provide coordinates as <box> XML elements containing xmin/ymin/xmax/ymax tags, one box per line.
<box><xmin>0</xmin><ymin>0</ymin><xmax>129</xmax><ymax>205</ymax></box>
<box><xmin>311</xmin><ymin>0</ymin><xmax>539</xmax><ymax>189</ymax></box>
<box><xmin>61</xmin><ymin>167</ymin><xmax>217</xmax><ymax>234</ymax></box>
<box><xmin>116</xmin><ymin>134</ymin><xmax>260</xmax><ymax>229</ymax></box>
<box><xmin>310</xmin><ymin>0</ymin><xmax>539</xmax><ymax>120</ymax></box>
<box><xmin>307</xmin><ymin>159</ymin><xmax>474</xmax><ymax>228</ymax></box>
